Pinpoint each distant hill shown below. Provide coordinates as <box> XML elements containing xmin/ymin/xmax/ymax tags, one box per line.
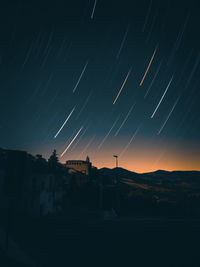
<box><xmin>98</xmin><ymin>168</ymin><xmax>200</xmax><ymax>209</ymax></box>
<box><xmin>144</xmin><ymin>170</ymin><xmax>170</xmax><ymax>176</ymax></box>
<box><xmin>98</xmin><ymin>167</ymin><xmax>200</xmax><ymax>184</ymax></box>
<box><xmin>99</xmin><ymin>167</ymin><xmax>138</xmax><ymax>177</ymax></box>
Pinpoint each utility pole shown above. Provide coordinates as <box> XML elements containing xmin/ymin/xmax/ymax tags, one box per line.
<box><xmin>113</xmin><ymin>155</ymin><xmax>118</xmax><ymax>168</ymax></box>
<box><xmin>113</xmin><ymin>155</ymin><xmax>118</xmax><ymax>186</ymax></box>
<box><xmin>113</xmin><ymin>155</ymin><xmax>119</xmax><ymax>214</ymax></box>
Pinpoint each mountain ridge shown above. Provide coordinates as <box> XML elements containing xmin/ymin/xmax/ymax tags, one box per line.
<box><xmin>99</xmin><ymin>167</ymin><xmax>200</xmax><ymax>175</ymax></box>
<box><xmin>98</xmin><ymin>167</ymin><xmax>200</xmax><ymax>181</ymax></box>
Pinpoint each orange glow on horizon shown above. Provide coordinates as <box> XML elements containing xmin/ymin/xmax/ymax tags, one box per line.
<box><xmin>60</xmin><ymin>139</ymin><xmax>200</xmax><ymax>173</ymax></box>
<box><xmin>88</xmin><ymin>149</ymin><xmax>200</xmax><ymax>173</ymax></box>
<box><xmin>31</xmin><ymin>137</ymin><xmax>200</xmax><ymax>173</ymax></box>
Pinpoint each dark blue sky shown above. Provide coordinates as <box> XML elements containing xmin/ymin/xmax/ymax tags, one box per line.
<box><xmin>0</xmin><ymin>0</ymin><xmax>200</xmax><ymax>172</ymax></box>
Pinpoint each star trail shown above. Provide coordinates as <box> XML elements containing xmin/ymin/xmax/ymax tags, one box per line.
<box><xmin>0</xmin><ymin>0</ymin><xmax>200</xmax><ymax>172</ymax></box>
<box><xmin>54</xmin><ymin>106</ymin><xmax>75</xmax><ymax>138</ymax></box>
<box><xmin>60</xmin><ymin>127</ymin><xmax>83</xmax><ymax>157</ymax></box>
<box><xmin>113</xmin><ymin>68</ymin><xmax>132</xmax><ymax>104</ymax></box>
<box><xmin>151</xmin><ymin>76</ymin><xmax>173</xmax><ymax>118</ymax></box>
<box><xmin>140</xmin><ymin>46</ymin><xmax>157</xmax><ymax>86</ymax></box>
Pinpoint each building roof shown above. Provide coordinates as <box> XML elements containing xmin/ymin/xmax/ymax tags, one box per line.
<box><xmin>65</xmin><ymin>160</ymin><xmax>90</xmax><ymax>165</ymax></box>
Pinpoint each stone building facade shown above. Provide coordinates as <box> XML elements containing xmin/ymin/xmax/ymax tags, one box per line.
<box><xmin>64</xmin><ymin>156</ymin><xmax>91</xmax><ymax>175</ymax></box>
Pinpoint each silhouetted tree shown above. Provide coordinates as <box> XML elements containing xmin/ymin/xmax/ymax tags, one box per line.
<box><xmin>34</xmin><ymin>154</ymin><xmax>46</xmax><ymax>165</ymax></box>
<box><xmin>48</xmin><ymin>149</ymin><xmax>59</xmax><ymax>169</ymax></box>
<box><xmin>35</xmin><ymin>154</ymin><xmax>47</xmax><ymax>162</ymax></box>
<box><xmin>49</xmin><ymin>149</ymin><xmax>58</xmax><ymax>162</ymax></box>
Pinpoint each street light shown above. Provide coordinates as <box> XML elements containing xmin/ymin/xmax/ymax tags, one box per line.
<box><xmin>113</xmin><ymin>155</ymin><xmax>118</xmax><ymax>168</ymax></box>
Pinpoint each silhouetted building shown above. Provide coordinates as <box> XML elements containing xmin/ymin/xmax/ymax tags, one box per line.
<box><xmin>64</xmin><ymin>156</ymin><xmax>92</xmax><ymax>175</ymax></box>
<box><xmin>0</xmin><ymin>148</ymin><xmax>67</xmax><ymax>217</ymax></box>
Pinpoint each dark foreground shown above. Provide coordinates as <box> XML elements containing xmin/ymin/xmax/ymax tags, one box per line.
<box><xmin>3</xmin><ymin>216</ymin><xmax>200</xmax><ymax>267</ymax></box>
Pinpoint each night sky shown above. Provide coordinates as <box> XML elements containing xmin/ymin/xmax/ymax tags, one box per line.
<box><xmin>0</xmin><ymin>0</ymin><xmax>200</xmax><ymax>172</ymax></box>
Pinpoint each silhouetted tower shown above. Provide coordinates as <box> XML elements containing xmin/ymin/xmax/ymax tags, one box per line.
<box><xmin>86</xmin><ymin>155</ymin><xmax>90</xmax><ymax>162</ymax></box>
